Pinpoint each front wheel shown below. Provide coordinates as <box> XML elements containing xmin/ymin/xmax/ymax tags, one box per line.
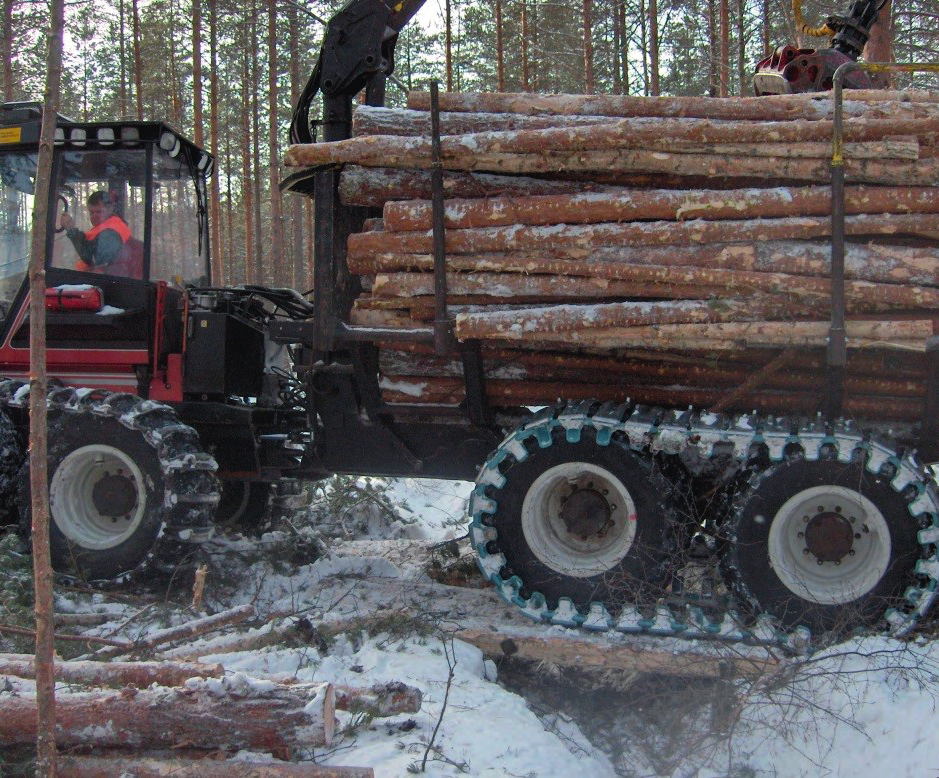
<box><xmin>17</xmin><ymin>389</ymin><xmax>218</xmax><ymax>584</ymax></box>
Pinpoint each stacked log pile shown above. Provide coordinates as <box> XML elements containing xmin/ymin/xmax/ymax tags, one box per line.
<box><xmin>284</xmin><ymin>90</ymin><xmax>939</xmax><ymax>420</ymax></box>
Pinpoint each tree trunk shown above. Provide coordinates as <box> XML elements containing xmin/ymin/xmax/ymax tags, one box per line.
<box><xmin>0</xmin><ymin>680</ymin><xmax>336</xmax><ymax>753</ymax></box>
<box><xmin>208</xmin><ymin>0</ymin><xmax>222</xmax><ymax>284</ymax></box>
<box><xmin>380</xmin><ymin>184</ymin><xmax>939</xmax><ymax>232</ymax></box>
<box><xmin>719</xmin><ymin>0</ymin><xmax>730</xmax><ymax>96</ymax></box>
<box><xmin>0</xmin><ymin>655</ymin><xmax>223</xmax><ymax>688</ymax></box>
<box><xmin>59</xmin><ymin>757</ymin><xmax>372</xmax><ymax>778</ymax></box>
<box><xmin>132</xmin><ymin>0</ymin><xmax>143</xmax><ymax>119</ymax></box>
<box><xmin>29</xmin><ymin>0</ymin><xmax>66</xmax><ymax>768</ymax></box>
<box><xmin>495</xmin><ymin>0</ymin><xmax>505</xmax><ymax>91</ymax></box>
<box><xmin>618</xmin><ymin>0</ymin><xmax>628</xmax><ymax>94</ymax></box>
<box><xmin>583</xmin><ymin>0</ymin><xmax>594</xmax><ymax>94</ymax></box>
<box><xmin>268</xmin><ymin>0</ymin><xmax>284</xmax><ymax>285</ymax></box>
<box><xmin>445</xmin><ymin>0</ymin><xmax>453</xmax><ymax>90</ymax></box>
<box><xmin>118</xmin><ymin>0</ymin><xmax>126</xmax><ymax>116</ymax></box>
<box><xmin>241</xmin><ymin>20</ymin><xmax>255</xmax><ymax>285</ymax></box>
<box><xmin>649</xmin><ymin>0</ymin><xmax>659</xmax><ymax>95</ymax></box>
<box><xmin>708</xmin><ymin>0</ymin><xmax>718</xmax><ymax>96</ymax></box>
<box><xmin>250</xmin><ymin>0</ymin><xmax>264</xmax><ymax>281</ymax></box>
<box><xmin>863</xmin><ymin>0</ymin><xmax>893</xmax><ymax>89</ymax></box>
<box><xmin>191</xmin><ymin>0</ymin><xmax>203</xmax><ymax>146</ymax></box>
<box><xmin>736</xmin><ymin>0</ymin><xmax>746</xmax><ymax>95</ymax></box>
<box><xmin>1</xmin><ymin>0</ymin><xmax>12</xmax><ymax>100</ymax></box>
<box><xmin>288</xmin><ymin>0</ymin><xmax>304</xmax><ymax>289</ymax></box>
<box><xmin>521</xmin><ymin>0</ymin><xmax>529</xmax><ymax>91</ymax></box>
<box><xmin>333</xmin><ymin>682</ymin><xmax>423</xmax><ymax>717</ymax></box>
<box><xmin>762</xmin><ymin>0</ymin><xmax>771</xmax><ymax>56</ymax></box>
<box><xmin>352</xmin><ymin>106</ymin><xmax>612</xmax><ymax>137</ymax></box>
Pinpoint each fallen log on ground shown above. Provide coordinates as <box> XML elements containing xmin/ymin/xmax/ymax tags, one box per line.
<box><xmin>0</xmin><ymin>675</ymin><xmax>335</xmax><ymax>753</ymax></box>
<box><xmin>0</xmin><ymin>654</ymin><xmax>223</xmax><ymax>687</ymax></box>
<box><xmin>58</xmin><ymin>756</ymin><xmax>373</xmax><ymax>777</ymax></box>
<box><xmin>333</xmin><ymin>681</ymin><xmax>423</xmax><ymax>717</ymax></box>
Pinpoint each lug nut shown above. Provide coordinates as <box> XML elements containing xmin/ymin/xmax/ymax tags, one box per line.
<box><xmin>803</xmin><ymin>548</ymin><xmax>810</xmax><ymax>555</ymax></box>
<box><xmin>797</xmin><ymin>531</ymin><xmax>804</xmax><ymax>538</ymax></box>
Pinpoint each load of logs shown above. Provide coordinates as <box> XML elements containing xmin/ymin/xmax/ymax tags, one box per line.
<box><xmin>284</xmin><ymin>90</ymin><xmax>939</xmax><ymax>421</ymax></box>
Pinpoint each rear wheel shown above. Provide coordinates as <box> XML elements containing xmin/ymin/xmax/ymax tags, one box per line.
<box><xmin>17</xmin><ymin>389</ymin><xmax>218</xmax><ymax>584</ymax></box>
<box><xmin>478</xmin><ymin>418</ymin><xmax>676</xmax><ymax>617</ymax></box>
<box><xmin>723</xmin><ymin>458</ymin><xmax>920</xmax><ymax>635</ymax></box>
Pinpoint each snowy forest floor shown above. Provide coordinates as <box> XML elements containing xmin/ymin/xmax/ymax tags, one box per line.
<box><xmin>2</xmin><ymin>475</ymin><xmax>939</xmax><ymax>777</ymax></box>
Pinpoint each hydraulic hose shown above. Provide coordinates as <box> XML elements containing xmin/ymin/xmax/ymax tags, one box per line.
<box><xmin>793</xmin><ymin>0</ymin><xmax>835</xmax><ymax>39</ymax></box>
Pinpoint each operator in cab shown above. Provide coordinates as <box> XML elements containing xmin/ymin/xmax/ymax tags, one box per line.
<box><xmin>59</xmin><ymin>190</ymin><xmax>142</xmax><ymax>280</ymax></box>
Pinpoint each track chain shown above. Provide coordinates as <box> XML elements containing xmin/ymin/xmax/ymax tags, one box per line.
<box><xmin>468</xmin><ymin>401</ymin><xmax>939</xmax><ymax>649</ymax></box>
<box><xmin>0</xmin><ymin>379</ymin><xmax>219</xmax><ymax>585</ymax></box>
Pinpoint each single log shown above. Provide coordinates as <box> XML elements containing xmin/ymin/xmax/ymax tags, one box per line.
<box><xmin>97</xmin><ymin>604</ymin><xmax>256</xmax><ymax>658</ymax></box>
<box><xmin>333</xmin><ymin>681</ymin><xmax>423</xmax><ymax>717</ymax></box>
<box><xmin>380</xmin><ymin>377</ymin><xmax>925</xmax><ymax>420</ymax></box>
<box><xmin>0</xmin><ymin>622</ymin><xmax>131</xmax><ymax>649</ymax></box>
<box><xmin>52</xmin><ymin>613</ymin><xmax>113</xmax><ymax>627</ymax></box>
<box><xmin>454</xmin><ymin>627</ymin><xmax>776</xmax><ymax>678</ymax></box>
<box><xmin>59</xmin><ymin>756</ymin><xmax>372</xmax><ymax>777</ymax></box>
<box><xmin>347</xmin><ymin>213</ymin><xmax>939</xmax><ymax>256</ymax></box>
<box><xmin>348</xmin><ymin>241</ymin><xmax>939</xmax><ymax>289</ymax></box>
<box><xmin>0</xmin><ymin>676</ymin><xmax>335</xmax><ymax>752</ymax></box>
<box><xmin>352</xmin><ymin>105</ymin><xmax>613</xmax><ymax>136</ymax></box>
<box><xmin>0</xmin><ymin>654</ymin><xmax>223</xmax><ymax>687</ymax></box>
<box><xmin>382</xmin><ymin>185</ymin><xmax>939</xmax><ymax>232</ymax></box>
<box><xmin>377</xmin><ymin>268</ymin><xmax>939</xmax><ymax>311</ymax></box>
<box><xmin>406</xmin><ymin>90</ymin><xmax>939</xmax><ymax>121</ymax></box>
<box><xmin>284</xmin><ymin>117</ymin><xmax>939</xmax><ymax>169</ymax></box>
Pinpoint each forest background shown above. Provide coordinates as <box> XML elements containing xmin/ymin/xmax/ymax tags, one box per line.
<box><xmin>3</xmin><ymin>0</ymin><xmax>938</xmax><ymax>290</ymax></box>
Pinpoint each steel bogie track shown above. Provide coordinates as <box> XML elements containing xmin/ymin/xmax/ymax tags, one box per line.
<box><xmin>468</xmin><ymin>401</ymin><xmax>939</xmax><ymax>649</ymax></box>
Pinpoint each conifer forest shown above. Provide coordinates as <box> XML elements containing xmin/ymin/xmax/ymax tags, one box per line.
<box><xmin>3</xmin><ymin>0</ymin><xmax>938</xmax><ymax>290</ymax></box>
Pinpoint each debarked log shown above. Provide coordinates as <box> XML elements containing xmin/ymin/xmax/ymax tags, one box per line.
<box><xmin>347</xmin><ymin>213</ymin><xmax>939</xmax><ymax>256</ymax></box>
<box><xmin>381</xmin><ymin>185</ymin><xmax>939</xmax><ymax>232</ymax></box>
<box><xmin>0</xmin><ymin>676</ymin><xmax>335</xmax><ymax>752</ymax></box>
<box><xmin>348</xmin><ymin>241</ymin><xmax>939</xmax><ymax>288</ymax></box>
<box><xmin>0</xmin><ymin>654</ymin><xmax>223</xmax><ymax>688</ymax></box>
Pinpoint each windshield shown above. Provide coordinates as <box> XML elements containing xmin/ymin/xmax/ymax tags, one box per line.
<box><xmin>0</xmin><ymin>151</ymin><xmax>35</xmax><ymax>317</ymax></box>
<box><xmin>151</xmin><ymin>147</ymin><xmax>209</xmax><ymax>286</ymax></box>
<box><xmin>50</xmin><ymin>148</ymin><xmax>147</xmax><ymax>280</ymax></box>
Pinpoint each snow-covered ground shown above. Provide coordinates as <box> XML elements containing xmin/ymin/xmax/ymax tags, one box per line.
<box><xmin>4</xmin><ymin>475</ymin><xmax>939</xmax><ymax>777</ymax></box>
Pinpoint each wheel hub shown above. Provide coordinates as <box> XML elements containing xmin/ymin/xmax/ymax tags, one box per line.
<box><xmin>91</xmin><ymin>473</ymin><xmax>138</xmax><ymax>518</ymax></box>
<box><xmin>804</xmin><ymin>511</ymin><xmax>854</xmax><ymax>563</ymax></box>
<box><xmin>560</xmin><ymin>487</ymin><xmax>614</xmax><ymax>540</ymax></box>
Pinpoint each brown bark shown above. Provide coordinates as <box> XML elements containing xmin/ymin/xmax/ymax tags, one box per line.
<box><xmin>242</xmin><ymin>21</ymin><xmax>255</xmax><ymax>284</ymax></box>
<box><xmin>338</xmin><ymin>165</ymin><xmax>617</xmax><ymax>207</ymax></box>
<box><xmin>208</xmin><ymin>0</ymin><xmax>222</xmax><ymax>284</ymax></box>
<box><xmin>0</xmin><ymin>655</ymin><xmax>223</xmax><ymax>688</ymax></box>
<box><xmin>495</xmin><ymin>0</ymin><xmax>505</xmax><ymax>92</ymax></box>
<box><xmin>863</xmin><ymin>0</ymin><xmax>893</xmax><ymax>89</ymax></box>
<box><xmin>268</xmin><ymin>0</ymin><xmax>284</xmax><ymax>284</ymax></box>
<box><xmin>333</xmin><ymin>681</ymin><xmax>423</xmax><ymax>717</ymax></box>
<box><xmin>2</xmin><ymin>0</ymin><xmax>13</xmax><ymax>100</ymax></box>
<box><xmin>381</xmin><ymin>185</ymin><xmax>939</xmax><ymax>232</ymax></box>
<box><xmin>132</xmin><ymin>0</ymin><xmax>143</xmax><ymax>119</ymax></box>
<box><xmin>649</xmin><ymin>0</ymin><xmax>659</xmax><ymax>95</ymax></box>
<box><xmin>719</xmin><ymin>0</ymin><xmax>729</xmax><ymax>96</ymax></box>
<box><xmin>736</xmin><ymin>0</ymin><xmax>745</xmax><ymax>95</ymax></box>
<box><xmin>1</xmin><ymin>679</ymin><xmax>336</xmax><ymax>752</ymax></box>
<box><xmin>191</xmin><ymin>0</ymin><xmax>203</xmax><ymax>147</ymax></box>
<box><xmin>59</xmin><ymin>757</ymin><xmax>373</xmax><ymax>778</ymax></box>
<box><xmin>250</xmin><ymin>0</ymin><xmax>263</xmax><ymax>279</ymax></box>
<box><xmin>288</xmin><ymin>0</ymin><xmax>303</xmax><ymax>289</ymax></box>
<box><xmin>521</xmin><ymin>0</ymin><xmax>530</xmax><ymax>91</ymax></box>
<box><xmin>445</xmin><ymin>0</ymin><xmax>452</xmax><ymax>90</ymax></box>
<box><xmin>351</xmin><ymin>106</ymin><xmax>609</xmax><ymax>136</ymax></box>
<box><xmin>583</xmin><ymin>0</ymin><xmax>594</xmax><ymax>94</ymax></box>
<box><xmin>381</xmin><ymin>378</ymin><xmax>924</xmax><ymax>420</ymax></box>
<box><xmin>30</xmin><ymin>0</ymin><xmax>66</xmax><ymax>768</ymax></box>
<box><xmin>347</xmin><ymin>213</ymin><xmax>939</xmax><ymax>257</ymax></box>
<box><xmin>710</xmin><ymin>348</ymin><xmax>799</xmax><ymax>412</ymax></box>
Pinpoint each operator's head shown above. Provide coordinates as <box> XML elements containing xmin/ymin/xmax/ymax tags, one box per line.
<box><xmin>87</xmin><ymin>191</ymin><xmax>115</xmax><ymax>227</ymax></box>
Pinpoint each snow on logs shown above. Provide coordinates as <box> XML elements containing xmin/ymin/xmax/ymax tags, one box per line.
<box><xmin>283</xmin><ymin>90</ymin><xmax>939</xmax><ymax>419</ymax></box>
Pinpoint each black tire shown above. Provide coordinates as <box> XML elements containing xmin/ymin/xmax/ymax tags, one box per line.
<box><xmin>215</xmin><ymin>480</ymin><xmax>273</xmax><ymax>532</ymax></box>
<box><xmin>723</xmin><ymin>458</ymin><xmax>921</xmax><ymax>635</ymax></box>
<box><xmin>486</xmin><ymin>423</ymin><xmax>676</xmax><ymax>613</ymax></box>
<box><xmin>16</xmin><ymin>388</ymin><xmax>218</xmax><ymax>585</ymax></box>
<box><xmin>0</xmin><ymin>406</ymin><xmax>24</xmax><ymax>526</ymax></box>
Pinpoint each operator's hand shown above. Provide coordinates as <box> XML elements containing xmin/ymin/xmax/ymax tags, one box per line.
<box><xmin>59</xmin><ymin>211</ymin><xmax>74</xmax><ymax>230</ymax></box>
